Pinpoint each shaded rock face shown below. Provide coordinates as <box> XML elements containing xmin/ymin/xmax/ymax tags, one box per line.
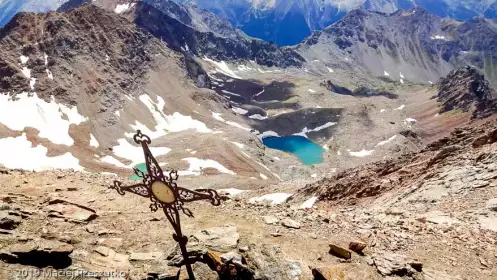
<box><xmin>129</xmin><ymin>2</ymin><xmax>305</xmax><ymax>68</ymax></box>
<box><xmin>437</xmin><ymin>66</ymin><xmax>497</xmax><ymax>119</ymax></box>
<box><xmin>322</xmin><ymin>81</ymin><xmax>398</xmax><ymax>99</ymax></box>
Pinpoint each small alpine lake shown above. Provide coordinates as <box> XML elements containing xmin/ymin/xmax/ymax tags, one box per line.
<box><xmin>262</xmin><ymin>135</ymin><xmax>325</xmax><ymax>165</ymax></box>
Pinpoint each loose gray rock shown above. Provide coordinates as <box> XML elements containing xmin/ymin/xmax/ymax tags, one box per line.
<box><xmin>192</xmin><ymin>225</ymin><xmax>239</xmax><ymax>252</ymax></box>
<box><xmin>372</xmin><ymin>252</ymin><xmax>422</xmax><ymax>277</ymax></box>
<box><xmin>282</xmin><ymin>218</ymin><xmax>301</xmax><ymax>229</ymax></box>
<box><xmin>263</xmin><ymin>215</ymin><xmax>279</xmax><ymax>225</ymax></box>
<box><xmin>486</xmin><ymin>198</ymin><xmax>497</xmax><ymax>211</ymax></box>
<box><xmin>221</xmin><ymin>251</ymin><xmax>243</xmax><ymax>264</ymax></box>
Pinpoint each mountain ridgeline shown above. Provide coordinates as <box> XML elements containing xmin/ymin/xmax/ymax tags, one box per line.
<box><xmin>298</xmin><ymin>7</ymin><xmax>497</xmax><ymax>88</ymax></box>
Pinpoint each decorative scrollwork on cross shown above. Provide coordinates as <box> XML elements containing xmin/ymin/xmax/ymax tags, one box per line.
<box><xmin>110</xmin><ymin>130</ymin><xmax>221</xmax><ymax>280</ymax></box>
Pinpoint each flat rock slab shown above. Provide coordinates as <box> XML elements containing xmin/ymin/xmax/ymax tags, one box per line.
<box><xmin>312</xmin><ymin>263</ymin><xmax>382</xmax><ymax>280</ymax></box>
<box><xmin>130</xmin><ymin>252</ymin><xmax>163</xmax><ymax>261</ymax></box>
<box><xmin>47</xmin><ymin>199</ymin><xmax>98</xmax><ymax>223</ymax></box>
<box><xmin>263</xmin><ymin>215</ymin><xmax>279</xmax><ymax>225</ymax></box>
<box><xmin>419</xmin><ymin>211</ymin><xmax>460</xmax><ymax>226</ymax></box>
<box><xmin>192</xmin><ymin>225</ymin><xmax>239</xmax><ymax>252</ymax></box>
<box><xmin>281</xmin><ymin>218</ymin><xmax>301</xmax><ymax>229</ymax></box>
<box><xmin>372</xmin><ymin>252</ymin><xmax>422</xmax><ymax>277</ymax></box>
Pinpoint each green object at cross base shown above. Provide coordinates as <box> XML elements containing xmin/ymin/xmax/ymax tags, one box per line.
<box><xmin>129</xmin><ymin>163</ymin><xmax>147</xmax><ymax>181</ymax></box>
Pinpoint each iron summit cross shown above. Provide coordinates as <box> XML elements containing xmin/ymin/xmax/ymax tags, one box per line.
<box><xmin>110</xmin><ymin>130</ymin><xmax>221</xmax><ymax>279</ymax></box>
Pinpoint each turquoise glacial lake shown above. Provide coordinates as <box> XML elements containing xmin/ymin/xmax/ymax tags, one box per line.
<box><xmin>129</xmin><ymin>163</ymin><xmax>147</xmax><ymax>181</ymax></box>
<box><xmin>262</xmin><ymin>136</ymin><xmax>325</xmax><ymax>165</ymax></box>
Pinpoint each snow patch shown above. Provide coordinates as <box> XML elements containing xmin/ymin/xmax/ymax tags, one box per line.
<box><xmin>394</xmin><ymin>104</ymin><xmax>405</xmax><ymax>110</ymax></box>
<box><xmin>231</xmin><ymin>142</ymin><xmax>244</xmax><ymax>149</ymax></box>
<box><xmin>46</xmin><ymin>69</ymin><xmax>53</xmax><ymax>80</ymax></box>
<box><xmin>248</xmin><ymin>114</ymin><xmax>268</xmax><ymax>120</ymax></box>
<box><xmin>20</xmin><ymin>55</ymin><xmax>29</xmax><ymax>64</ymax></box>
<box><xmin>0</xmin><ymin>93</ymin><xmax>87</xmax><ymax>146</ymax></box>
<box><xmin>221</xmin><ymin>89</ymin><xmax>241</xmax><ymax>97</ymax></box>
<box><xmin>272</xmin><ymin>157</ymin><xmax>280</xmax><ymax>161</ymax></box>
<box><xmin>254</xmin><ymin>89</ymin><xmax>265</xmax><ymax>97</ymax></box>
<box><xmin>380</xmin><ymin>109</ymin><xmax>386</xmax><ymax>113</ymax></box>
<box><xmin>308</xmin><ymin>89</ymin><xmax>316</xmax><ymax>93</ymax></box>
<box><xmin>232</xmin><ymin>107</ymin><xmax>248</xmax><ymax>115</ymax></box>
<box><xmin>294</xmin><ymin>122</ymin><xmax>336</xmax><ymax>138</ymax></box>
<box><xmin>203</xmin><ymin>57</ymin><xmax>241</xmax><ymax>79</ymax></box>
<box><xmin>400</xmin><ymin>78</ymin><xmax>404</xmax><ymax>84</ymax></box>
<box><xmin>100</xmin><ymin>156</ymin><xmax>127</xmax><ymax>168</ymax></box>
<box><xmin>399</xmin><ymin>72</ymin><xmax>404</xmax><ymax>79</ymax></box>
<box><xmin>113</xmin><ymin>138</ymin><xmax>170</xmax><ymax>165</ymax></box>
<box><xmin>0</xmin><ymin>134</ymin><xmax>82</xmax><ymax>171</ymax></box>
<box><xmin>179</xmin><ymin>157</ymin><xmax>236</xmax><ymax>176</ymax></box>
<box><xmin>404</xmin><ymin>118</ymin><xmax>417</xmax><ymax>127</ymax></box>
<box><xmin>383</xmin><ymin>71</ymin><xmax>390</xmax><ymax>77</ymax></box>
<box><xmin>310</xmin><ymin>173</ymin><xmax>317</xmax><ymax>178</ymax></box>
<box><xmin>21</xmin><ymin>67</ymin><xmax>31</xmax><ymax>78</ymax></box>
<box><xmin>29</xmin><ymin>78</ymin><xmax>36</xmax><ymax>90</ymax></box>
<box><xmin>375</xmin><ymin>135</ymin><xmax>397</xmax><ymax>147</ymax></box>
<box><xmin>327</xmin><ymin>67</ymin><xmax>334</xmax><ymax>73</ymax></box>
<box><xmin>115</xmin><ymin>3</ymin><xmax>135</xmax><ymax>14</ymax></box>
<box><xmin>259</xmin><ymin>173</ymin><xmax>268</xmax><ymax>180</ymax></box>
<box><xmin>249</xmin><ymin>193</ymin><xmax>293</xmax><ymax>206</ymax></box>
<box><xmin>219</xmin><ymin>188</ymin><xmax>248</xmax><ymax>196</ymax></box>
<box><xmin>348</xmin><ymin>149</ymin><xmax>374</xmax><ymax>157</ymax></box>
<box><xmin>43</xmin><ymin>53</ymin><xmax>48</xmax><ymax>66</ymax></box>
<box><xmin>430</xmin><ymin>35</ymin><xmax>446</xmax><ymax>40</ymax></box>
<box><xmin>133</xmin><ymin>95</ymin><xmax>211</xmax><ymax>138</ymax></box>
<box><xmin>256</xmin><ymin>130</ymin><xmax>279</xmax><ymax>140</ymax></box>
<box><xmin>90</xmin><ymin>134</ymin><xmax>99</xmax><ymax>148</ymax></box>
<box><xmin>300</xmin><ymin>196</ymin><xmax>318</xmax><ymax>209</ymax></box>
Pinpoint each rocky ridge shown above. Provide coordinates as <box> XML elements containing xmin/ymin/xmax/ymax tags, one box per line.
<box><xmin>437</xmin><ymin>66</ymin><xmax>497</xmax><ymax>119</ymax></box>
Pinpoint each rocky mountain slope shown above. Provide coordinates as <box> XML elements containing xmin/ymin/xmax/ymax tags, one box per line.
<box><xmin>437</xmin><ymin>66</ymin><xmax>497</xmax><ymax>119</ymax></box>
<box><xmin>298</xmin><ymin>7</ymin><xmax>497</xmax><ymax>88</ymax></box>
<box><xmin>0</xmin><ymin>119</ymin><xmax>496</xmax><ymax>280</ymax></box>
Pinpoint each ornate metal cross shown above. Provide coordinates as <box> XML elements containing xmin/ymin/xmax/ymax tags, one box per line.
<box><xmin>110</xmin><ymin>130</ymin><xmax>221</xmax><ymax>279</ymax></box>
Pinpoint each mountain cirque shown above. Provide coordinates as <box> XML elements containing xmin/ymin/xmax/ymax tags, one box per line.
<box><xmin>0</xmin><ymin>1</ymin><xmax>496</xmax><ymax>279</ymax></box>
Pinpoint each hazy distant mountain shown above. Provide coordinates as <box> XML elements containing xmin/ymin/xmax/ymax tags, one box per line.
<box><xmin>0</xmin><ymin>0</ymin><xmax>67</xmax><ymax>26</ymax></box>
<box><xmin>175</xmin><ymin>0</ymin><xmax>497</xmax><ymax>45</ymax></box>
<box><xmin>174</xmin><ymin>0</ymin><xmax>364</xmax><ymax>46</ymax></box>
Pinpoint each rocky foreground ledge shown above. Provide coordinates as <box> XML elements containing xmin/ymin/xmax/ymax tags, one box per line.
<box><xmin>1</xmin><ymin>120</ymin><xmax>497</xmax><ymax>280</ymax></box>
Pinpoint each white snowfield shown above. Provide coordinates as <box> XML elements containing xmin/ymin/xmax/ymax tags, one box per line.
<box><xmin>218</xmin><ymin>188</ymin><xmax>248</xmax><ymax>196</ymax></box>
<box><xmin>375</xmin><ymin>135</ymin><xmax>397</xmax><ymax>147</ymax></box>
<box><xmin>178</xmin><ymin>157</ymin><xmax>236</xmax><ymax>176</ymax></box>
<box><xmin>300</xmin><ymin>196</ymin><xmax>318</xmax><ymax>209</ymax></box>
<box><xmin>232</xmin><ymin>107</ymin><xmax>248</xmax><ymax>115</ymax></box>
<box><xmin>114</xmin><ymin>138</ymin><xmax>171</xmax><ymax>165</ymax></box>
<box><xmin>249</xmin><ymin>193</ymin><xmax>293</xmax><ymax>205</ymax></box>
<box><xmin>203</xmin><ymin>57</ymin><xmax>242</xmax><ymax>79</ymax></box>
<box><xmin>212</xmin><ymin>112</ymin><xmax>251</xmax><ymax>131</ymax></box>
<box><xmin>0</xmin><ymin>92</ymin><xmax>87</xmax><ymax>146</ymax></box>
<box><xmin>348</xmin><ymin>149</ymin><xmax>374</xmax><ymax>157</ymax></box>
<box><xmin>248</xmin><ymin>114</ymin><xmax>268</xmax><ymax>120</ymax></box>
<box><xmin>256</xmin><ymin>130</ymin><xmax>279</xmax><ymax>140</ymax></box>
<box><xmin>115</xmin><ymin>3</ymin><xmax>135</xmax><ymax>14</ymax></box>
<box><xmin>293</xmin><ymin>122</ymin><xmax>336</xmax><ymax>138</ymax></box>
<box><xmin>90</xmin><ymin>134</ymin><xmax>100</xmax><ymax>148</ymax></box>
<box><xmin>127</xmin><ymin>95</ymin><xmax>212</xmax><ymax>139</ymax></box>
<box><xmin>0</xmin><ymin>134</ymin><xmax>82</xmax><ymax>171</ymax></box>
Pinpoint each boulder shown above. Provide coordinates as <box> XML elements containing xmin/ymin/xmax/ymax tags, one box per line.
<box><xmin>246</xmin><ymin>244</ymin><xmax>307</xmax><ymax>279</ymax></box>
<box><xmin>92</xmin><ymin>246</ymin><xmax>132</xmax><ymax>269</ymax></box>
<box><xmin>371</xmin><ymin>252</ymin><xmax>422</xmax><ymax>277</ymax></box>
<box><xmin>486</xmin><ymin>198</ymin><xmax>497</xmax><ymax>211</ymax></box>
<box><xmin>97</xmin><ymin>238</ymin><xmax>123</xmax><ymax>249</ymax></box>
<box><xmin>281</xmin><ymin>218</ymin><xmax>301</xmax><ymax>229</ymax></box>
<box><xmin>328</xmin><ymin>244</ymin><xmax>351</xmax><ymax>259</ymax></box>
<box><xmin>8</xmin><ymin>240</ymin><xmax>74</xmax><ymax>269</ymax></box>
<box><xmin>192</xmin><ymin>225</ymin><xmax>239</xmax><ymax>252</ymax></box>
<box><xmin>263</xmin><ymin>215</ymin><xmax>279</xmax><ymax>225</ymax></box>
<box><xmin>221</xmin><ymin>251</ymin><xmax>243</xmax><ymax>264</ymax></box>
<box><xmin>348</xmin><ymin>241</ymin><xmax>367</xmax><ymax>254</ymax></box>
<box><xmin>419</xmin><ymin>211</ymin><xmax>460</xmax><ymax>226</ymax></box>
<box><xmin>166</xmin><ymin>243</ymin><xmax>207</xmax><ymax>266</ymax></box>
<box><xmin>47</xmin><ymin>199</ymin><xmax>98</xmax><ymax>223</ymax></box>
